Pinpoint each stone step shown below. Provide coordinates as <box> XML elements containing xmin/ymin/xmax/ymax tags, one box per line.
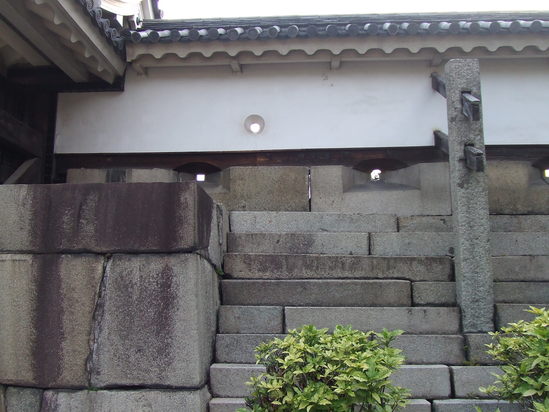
<box><xmin>399</xmin><ymin>215</ymin><xmax>549</xmax><ymax>233</ymax></box>
<box><xmin>221</xmin><ymin>280</ymin><xmax>411</xmax><ymax>306</ymax></box>
<box><xmin>450</xmin><ymin>366</ymin><xmax>502</xmax><ymax>399</ymax></box>
<box><xmin>284</xmin><ymin>307</ymin><xmax>461</xmax><ymax>334</ymax></box>
<box><xmin>412</xmin><ymin>282</ymin><xmax>549</xmax><ymax>306</ymax></box>
<box><xmin>493</xmin><ymin>256</ymin><xmax>549</xmax><ymax>281</ymax></box>
<box><xmin>370</xmin><ymin>232</ymin><xmax>549</xmax><ymax>256</ymax></box>
<box><xmin>224</xmin><ymin>253</ymin><xmax>453</xmax><ymax>281</ymax></box>
<box><xmin>218</xmin><ymin>306</ymin><xmax>284</xmax><ymax>334</ymax></box>
<box><xmin>230</xmin><ymin>211</ymin><xmax>397</xmax><ymax>233</ymax></box>
<box><xmin>209</xmin><ymin>398</ymin><xmax>432</xmax><ymax>412</ymax></box>
<box><xmin>215</xmin><ymin>334</ymin><xmax>465</xmax><ymax>365</ymax></box>
<box><xmin>210</xmin><ymin>364</ymin><xmax>452</xmax><ymax>399</ymax></box>
<box><xmin>496</xmin><ymin>303</ymin><xmax>541</xmax><ymax>329</ymax></box>
<box><xmin>432</xmin><ymin>400</ymin><xmax>522</xmax><ymax>411</ymax></box>
<box><xmin>228</xmin><ymin>232</ymin><xmax>370</xmax><ymax>255</ymax></box>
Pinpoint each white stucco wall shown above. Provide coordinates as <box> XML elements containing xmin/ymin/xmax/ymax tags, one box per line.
<box><xmin>55</xmin><ymin>59</ymin><xmax>549</xmax><ymax>154</ymax></box>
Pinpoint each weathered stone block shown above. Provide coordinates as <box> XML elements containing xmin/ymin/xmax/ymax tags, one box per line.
<box><xmin>224</xmin><ymin>253</ymin><xmax>453</xmax><ymax>281</ymax></box>
<box><xmin>496</xmin><ymin>304</ymin><xmax>539</xmax><ymax>329</ymax></box>
<box><xmin>230</xmin><ymin>211</ymin><xmax>397</xmax><ymax>233</ymax></box>
<box><xmin>218</xmin><ymin>306</ymin><xmax>283</xmax><ymax>334</ymax></box>
<box><xmin>0</xmin><ymin>386</ymin><xmax>5</xmax><ymax>412</ymax></box>
<box><xmin>210</xmin><ymin>364</ymin><xmax>265</xmax><ymax>397</ymax></box>
<box><xmin>391</xmin><ymin>365</ymin><xmax>451</xmax><ymax>399</ymax></box>
<box><xmin>90</xmin><ymin>254</ymin><xmax>219</xmax><ymax>388</ymax></box>
<box><xmin>398</xmin><ymin>216</ymin><xmax>453</xmax><ymax>232</ymax></box>
<box><xmin>433</xmin><ymin>399</ymin><xmax>522</xmax><ymax>411</ymax></box>
<box><xmin>0</xmin><ymin>254</ymin><xmax>103</xmax><ymax>388</ymax></box>
<box><xmin>209</xmin><ymin>166</ymin><xmax>309</xmax><ymax>211</ymax></box>
<box><xmin>310</xmin><ymin>164</ymin><xmax>451</xmax><ymax>216</ymax></box>
<box><xmin>398</xmin><ymin>400</ymin><xmax>431</xmax><ymax>412</ymax></box>
<box><xmin>490</xmin><ymin>232</ymin><xmax>549</xmax><ymax>256</ymax></box>
<box><xmin>450</xmin><ymin>366</ymin><xmax>502</xmax><ymax>398</ymax></box>
<box><xmin>209</xmin><ymin>398</ymin><xmax>247</xmax><ymax>412</ymax></box>
<box><xmin>0</xmin><ymin>183</ymin><xmax>215</xmax><ymax>254</ymax></box>
<box><xmin>222</xmin><ymin>280</ymin><xmax>411</xmax><ymax>306</ymax></box>
<box><xmin>371</xmin><ymin>233</ymin><xmax>454</xmax><ymax>256</ymax></box>
<box><xmin>395</xmin><ymin>335</ymin><xmax>465</xmax><ymax>365</ymax></box>
<box><xmin>494</xmin><ymin>282</ymin><xmax>549</xmax><ymax>303</ymax></box>
<box><xmin>488</xmin><ymin>161</ymin><xmax>549</xmax><ymax>214</ymax></box>
<box><xmin>216</xmin><ymin>334</ymin><xmax>285</xmax><ymax>363</ymax></box>
<box><xmin>465</xmin><ymin>334</ymin><xmax>501</xmax><ymax>365</ymax></box>
<box><xmin>490</xmin><ymin>215</ymin><xmax>549</xmax><ymax>232</ymax></box>
<box><xmin>412</xmin><ymin>282</ymin><xmax>456</xmax><ymax>306</ymax></box>
<box><xmin>67</xmin><ymin>168</ymin><xmax>179</xmax><ymax>183</ymax></box>
<box><xmin>285</xmin><ymin>307</ymin><xmax>460</xmax><ymax>334</ymax></box>
<box><xmin>493</xmin><ymin>256</ymin><xmax>549</xmax><ymax>281</ymax></box>
<box><xmin>5</xmin><ymin>387</ymin><xmax>43</xmax><ymax>412</ymax></box>
<box><xmin>228</xmin><ymin>232</ymin><xmax>370</xmax><ymax>255</ymax></box>
<box><xmin>41</xmin><ymin>388</ymin><xmax>211</xmax><ymax>412</ymax></box>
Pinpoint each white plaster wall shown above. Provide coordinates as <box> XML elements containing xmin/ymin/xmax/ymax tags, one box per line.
<box><xmin>55</xmin><ymin>59</ymin><xmax>549</xmax><ymax>154</ymax></box>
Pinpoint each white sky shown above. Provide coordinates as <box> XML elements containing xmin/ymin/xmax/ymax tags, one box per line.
<box><xmin>158</xmin><ymin>0</ymin><xmax>549</xmax><ymax>19</ymax></box>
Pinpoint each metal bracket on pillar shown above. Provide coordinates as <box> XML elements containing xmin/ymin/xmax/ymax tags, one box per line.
<box><xmin>431</xmin><ymin>72</ymin><xmax>447</xmax><ymax>98</ymax></box>
<box><xmin>461</xmin><ymin>92</ymin><xmax>481</xmax><ymax>121</ymax></box>
<box><xmin>464</xmin><ymin>145</ymin><xmax>485</xmax><ymax>172</ymax></box>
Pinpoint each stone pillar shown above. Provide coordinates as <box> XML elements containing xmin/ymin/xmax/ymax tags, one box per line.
<box><xmin>445</xmin><ymin>59</ymin><xmax>494</xmax><ymax>332</ymax></box>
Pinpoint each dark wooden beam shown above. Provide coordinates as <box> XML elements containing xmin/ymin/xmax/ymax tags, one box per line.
<box><xmin>433</xmin><ymin>130</ymin><xmax>449</xmax><ymax>155</ymax></box>
<box><xmin>0</xmin><ymin>109</ymin><xmax>43</xmax><ymax>157</ymax></box>
<box><xmin>431</xmin><ymin>72</ymin><xmax>446</xmax><ymax>98</ymax></box>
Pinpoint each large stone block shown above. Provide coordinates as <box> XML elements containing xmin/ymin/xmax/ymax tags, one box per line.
<box><xmin>490</xmin><ymin>233</ymin><xmax>549</xmax><ymax>256</ymax></box>
<box><xmin>465</xmin><ymin>334</ymin><xmax>501</xmax><ymax>365</ymax></box>
<box><xmin>89</xmin><ymin>254</ymin><xmax>219</xmax><ymax>388</ymax></box>
<box><xmin>450</xmin><ymin>366</ymin><xmax>502</xmax><ymax>398</ymax></box>
<box><xmin>310</xmin><ymin>164</ymin><xmax>451</xmax><ymax>216</ymax></box>
<box><xmin>493</xmin><ymin>256</ymin><xmax>549</xmax><ymax>281</ymax></box>
<box><xmin>488</xmin><ymin>161</ymin><xmax>549</xmax><ymax>214</ymax></box>
<box><xmin>210</xmin><ymin>364</ymin><xmax>265</xmax><ymax>397</ymax></box>
<box><xmin>224</xmin><ymin>253</ymin><xmax>453</xmax><ymax>281</ymax></box>
<box><xmin>395</xmin><ymin>335</ymin><xmax>465</xmax><ymax>365</ymax></box>
<box><xmin>5</xmin><ymin>387</ymin><xmax>43</xmax><ymax>412</ymax></box>
<box><xmin>285</xmin><ymin>307</ymin><xmax>460</xmax><ymax>334</ymax></box>
<box><xmin>216</xmin><ymin>334</ymin><xmax>285</xmax><ymax>363</ymax></box>
<box><xmin>412</xmin><ymin>282</ymin><xmax>456</xmax><ymax>306</ymax></box>
<box><xmin>41</xmin><ymin>388</ymin><xmax>211</xmax><ymax>412</ymax></box>
<box><xmin>494</xmin><ymin>282</ymin><xmax>549</xmax><ymax>304</ymax></box>
<box><xmin>490</xmin><ymin>215</ymin><xmax>549</xmax><ymax>232</ymax></box>
<box><xmin>0</xmin><ymin>254</ymin><xmax>103</xmax><ymax>388</ymax></box>
<box><xmin>222</xmin><ymin>280</ymin><xmax>411</xmax><ymax>306</ymax></box>
<box><xmin>208</xmin><ymin>166</ymin><xmax>309</xmax><ymax>211</ymax></box>
<box><xmin>228</xmin><ymin>232</ymin><xmax>370</xmax><ymax>255</ymax></box>
<box><xmin>218</xmin><ymin>306</ymin><xmax>283</xmax><ymax>334</ymax></box>
<box><xmin>371</xmin><ymin>233</ymin><xmax>454</xmax><ymax>256</ymax></box>
<box><xmin>496</xmin><ymin>304</ymin><xmax>539</xmax><ymax>329</ymax></box>
<box><xmin>398</xmin><ymin>216</ymin><xmax>453</xmax><ymax>232</ymax></box>
<box><xmin>0</xmin><ymin>183</ymin><xmax>215</xmax><ymax>254</ymax></box>
<box><xmin>433</xmin><ymin>399</ymin><xmax>522</xmax><ymax>411</ymax></box>
<box><xmin>210</xmin><ymin>398</ymin><xmax>247</xmax><ymax>412</ymax></box>
<box><xmin>230</xmin><ymin>211</ymin><xmax>397</xmax><ymax>233</ymax></box>
<box><xmin>66</xmin><ymin>168</ymin><xmax>179</xmax><ymax>183</ymax></box>
<box><xmin>391</xmin><ymin>365</ymin><xmax>451</xmax><ymax>399</ymax></box>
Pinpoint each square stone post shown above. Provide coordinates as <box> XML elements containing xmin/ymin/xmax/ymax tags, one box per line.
<box><xmin>445</xmin><ymin>59</ymin><xmax>494</xmax><ymax>333</ymax></box>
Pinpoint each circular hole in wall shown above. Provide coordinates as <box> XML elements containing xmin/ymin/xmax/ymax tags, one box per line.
<box><xmin>244</xmin><ymin>114</ymin><xmax>265</xmax><ymax>134</ymax></box>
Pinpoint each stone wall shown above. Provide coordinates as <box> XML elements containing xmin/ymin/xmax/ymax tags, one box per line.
<box><xmin>0</xmin><ymin>183</ymin><xmax>224</xmax><ymax>411</ymax></box>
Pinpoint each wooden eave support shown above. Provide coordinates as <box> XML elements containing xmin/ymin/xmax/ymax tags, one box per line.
<box><xmin>4</xmin><ymin>158</ymin><xmax>41</xmax><ymax>184</ymax></box>
<box><xmin>0</xmin><ymin>18</ymin><xmax>49</xmax><ymax>66</ymax></box>
<box><xmin>0</xmin><ymin>0</ymin><xmax>89</xmax><ymax>82</ymax></box>
<box><xmin>0</xmin><ymin>109</ymin><xmax>44</xmax><ymax>157</ymax></box>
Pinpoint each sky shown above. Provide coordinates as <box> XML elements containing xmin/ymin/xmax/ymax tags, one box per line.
<box><xmin>158</xmin><ymin>0</ymin><xmax>549</xmax><ymax>19</ymax></box>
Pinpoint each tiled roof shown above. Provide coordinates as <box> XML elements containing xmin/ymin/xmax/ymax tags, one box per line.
<box><xmin>125</xmin><ymin>12</ymin><xmax>549</xmax><ymax>43</ymax></box>
<box><xmin>76</xmin><ymin>0</ymin><xmax>125</xmax><ymax>53</ymax></box>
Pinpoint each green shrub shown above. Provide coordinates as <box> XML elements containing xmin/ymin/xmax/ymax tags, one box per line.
<box><xmin>481</xmin><ymin>307</ymin><xmax>549</xmax><ymax>412</ymax></box>
<box><xmin>237</xmin><ymin>325</ymin><xmax>410</xmax><ymax>412</ymax></box>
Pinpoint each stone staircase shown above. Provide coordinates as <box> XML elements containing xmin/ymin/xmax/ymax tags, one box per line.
<box><xmin>209</xmin><ymin>212</ymin><xmax>549</xmax><ymax>412</ymax></box>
